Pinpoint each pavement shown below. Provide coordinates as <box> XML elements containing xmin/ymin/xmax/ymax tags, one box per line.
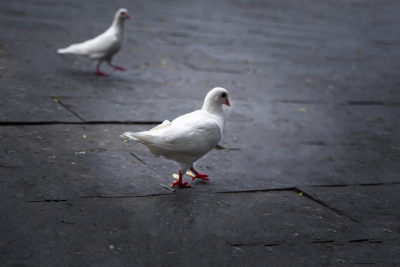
<box><xmin>1</xmin><ymin>0</ymin><xmax>400</xmax><ymax>266</ymax></box>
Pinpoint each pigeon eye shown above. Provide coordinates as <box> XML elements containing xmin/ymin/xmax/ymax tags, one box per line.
<box><xmin>221</xmin><ymin>92</ymin><xmax>227</xmax><ymax>98</ymax></box>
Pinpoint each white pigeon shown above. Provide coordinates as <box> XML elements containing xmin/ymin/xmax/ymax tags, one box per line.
<box><xmin>57</xmin><ymin>8</ymin><xmax>130</xmax><ymax>76</ymax></box>
<box><xmin>122</xmin><ymin>87</ymin><xmax>231</xmax><ymax>188</ymax></box>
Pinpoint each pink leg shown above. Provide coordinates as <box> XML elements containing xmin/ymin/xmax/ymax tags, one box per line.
<box><xmin>95</xmin><ymin>61</ymin><xmax>107</xmax><ymax>76</ymax></box>
<box><xmin>171</xmin><ymin>170</ymin><xmax>192</xmax><ymax>188</ymax></box>
<box><xmin>113</xmin><ymin>66</ymin><xmax>126</xmax><ymax>71</ymax></box>
<box><xmin>190</xmin><ymin>168</ymin><xmax>210</xmax><ymax>181</ymax></box>
<box><xmin>95</xmin><ymin>70</ymin><xmax>107</xmax><ymax>77</ymax></box>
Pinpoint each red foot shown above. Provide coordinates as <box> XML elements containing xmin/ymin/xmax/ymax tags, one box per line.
<box><xmin>171</xmin><ymin>180</ymin><xmax>192</xmax><ymax>188</ymax></box>
<box><xmin>171</xmin><ymin>170</ymin><xmax>192</xmax><ymax>188</ymax></box>
<box><xmin>95</xmin><ymin>70</ymin><xmax>107</xmax><ymax>77</ymax></box>
<box><xmin>190</xmin><ymin>169</ymin><xmax>210</xmax><ymax>181</ymax></box>
<box><xmin>114</xmin><ymin>66</ymin><xmax>126</xmax><ymax>71</ymax></box>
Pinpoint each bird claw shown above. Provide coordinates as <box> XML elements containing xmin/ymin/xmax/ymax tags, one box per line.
<box><xmin>191</xmin><ymin>173</ymin><xmax>210</xmax><ymax>181</ymax></box>
<box><xmin>171</xmin><ymin>180</ymin><xmax>192</xmax><ymax>188</ymax></box>
<box><xmin>95</xmin><ymin>71</ymin><xmax>107</xmax><ymax>77</ymax></box>
<box><xmin>114</xmin><ymin>66</ymin><xmax>126</xmax><ymax>71</ymax></box>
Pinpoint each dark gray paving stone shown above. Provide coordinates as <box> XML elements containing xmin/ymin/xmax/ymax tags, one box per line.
<box><xmin>0</xmin><ymin>125</ymin><xmax>171</xmax><ymax>199</ymax></box>
<box><xmin>3</xmin><ymin>190</ymin><xmax>395</xmax><ymax>267</ymax></box>
<box><xmin>298</xmin><ymin>184</ymin><xmax>400</xmax><ymax>231</ymax></box>
<box><xmin>0</xmin><ymin>94</ymin><xmax>81</xmax><ymax>122</ymax></box>
<box><xmin>58</xmin><ymin>97</ymin><xmax>195</xmax><ymax>122</ymax></box>
<box><xmin>219</xmin><ymin>102</ymin><xmax>400</xmax><ymax>187</ymax></box>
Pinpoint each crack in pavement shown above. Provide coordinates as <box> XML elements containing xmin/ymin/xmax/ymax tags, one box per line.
<box><xmin>0</xmin><ymin>164</ymin><xmax>21</xmax><ymax>168</ymax></box>
<box><xmin>347</xmin><ymin>101</ymin><xmax>384</xmax><ymax>106</ymax></box>
<box><xmin>53</xmin><ymin>97</ymin><xmax>85</xmax><ymax>122</ymax></box>
<box><xmin>311</xmin><ymin>240</ymin><xmax>334</xmax><ymax>244</ymax></box>
<box><xmin>218</xmin><ymin>187</ymin><xmax>357</xmax><ymax>222</ymax></box>
<box><xmin>129</xmin><ymin>152</ymin><xmax>157</xmax><ymax>173</ymax></box>
<box><xmin>217</xmin><ymin>187</ymin><xmax>298</xmax><ymax>194</ymax></box>
<box><xmin>348</xmin><ymin>239</ymin><xmax>370</xmax><ymax>243</ymax></box>
<box><xmin>128</xmin><ymin>152</ymin><xmax>176</xmax><ymax>192</ymax></box>
<box><xmin>311</xmin><ymin>182</ymin><xmax>400</xmax><ymax>187</ymax></box>
<box><xmin>28</xmin><ymin>199</ymin><xmax>68</xmax><ymax>203</ymax></box>
<box><xmin>230</xmin><ymin>243</ymin><xmax>280</xmax><ymax>247</ymax></box>
<box><xmin>347</xmin><ymin>100</ymin><xmax>400</xmax><ymax>106</ymax></box>
<box><xmin>28</xmin><ymin>193</ymin><xmax>172</xmax><ymax>202</ymax></box>
<box><xmin>228</xmin><ymin>238</ymin><xmax>383</xmax><ymax>247</ymax></box>
<box><xmin>80</xmin><ymin>193</ymin><xmax>171</xmax><ymax>199</ymax></box>
<box><xmin>293</xmin><ymin>188</ymin><xmax>359</xmax><ymax>223</ymax></box>
<box><xmin>0</xmin><ymin>121</ymin><xmax>163</xmax><ymax>126</ymax></box>
<box><xmin>26</xmin><ymin>182</ymin><xmax>395</xmax><ymax>224</ymax></box>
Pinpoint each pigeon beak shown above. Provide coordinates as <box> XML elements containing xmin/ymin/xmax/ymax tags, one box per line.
<box><xmin>225</xmin><ymin>99</ymin><xmax>231</xmax><ymax>107</ymax></box>
<box><xmin>125</xmin><ymin>15</ymin><xmax>131</xmax><ymax>19</ymax></box>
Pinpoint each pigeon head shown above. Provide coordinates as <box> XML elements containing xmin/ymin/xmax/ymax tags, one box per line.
<box><xmin>116</xmin><ymin>8</ymin><xmax>130</xmax><ymax>20</ymax></box>
<box><xmin>202</xmin><ymin>87</ymin><xmax>230</xmax><ymax>113</ymax></box>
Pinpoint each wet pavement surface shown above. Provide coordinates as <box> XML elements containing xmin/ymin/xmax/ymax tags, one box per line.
<box><xmin>1</xmin><ymin>0</ymin><xmax>400</xmax><ymax>266</ymax></box>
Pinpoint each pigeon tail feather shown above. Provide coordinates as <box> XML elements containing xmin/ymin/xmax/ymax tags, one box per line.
<box><xmin>57</xmin><ymin>48</ymin><xmax>68</xmax><ymax>54</ymax></box>
<box><xmin>57</xmin><ymin>46</ymin><xmax>74</xmax><ymax>54</ymax></box>
<box><xmin>120</xmin><ymin>120</ymin><xmax>171</xmax><ymax>142</ymax></box>
<box><xmin>122</xmin><ymin>131</ymin><xmax>164</xmax><ymax>158</ymax></box>
<box><xmin>121</xmin><ymin>132</ymin><xmax>143</xmax><ymax>142</ymax></box>
<box><xmin>57</xmin><ymin>44</ymin><xmax>86</xmax><ymax>55</ymax></box>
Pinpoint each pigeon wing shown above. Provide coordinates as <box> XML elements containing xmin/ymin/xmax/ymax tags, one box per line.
<box><xmin>133</xmin><ymin>111</ymin><xmax>222</xmax><ymax>160</ymax></box>
<box><xmin>58</xmin><ymin>31</ymin><xmax>120</xmax><ymax>59</ymax></box>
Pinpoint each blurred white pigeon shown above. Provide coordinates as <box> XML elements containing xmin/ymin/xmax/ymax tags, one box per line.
<box><xmin>122</xmin><ymin>87</ymin><xmax>231</xmax><ymax>188</ymax></box>
<box><xmin>57</xmin><ymin>8</ymin><xmax>130</xmax><ymax>76</ymax></box>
